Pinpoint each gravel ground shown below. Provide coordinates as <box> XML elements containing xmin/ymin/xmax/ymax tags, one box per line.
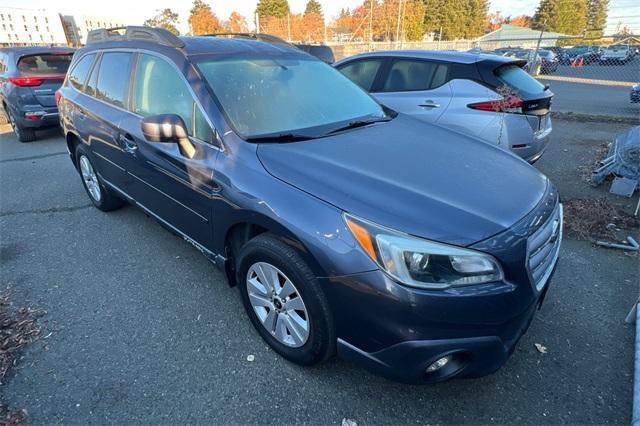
<box><xmin>0</xmin><ymin>120</ymin><xmax>638</xmax><ymax>425</ymax></box>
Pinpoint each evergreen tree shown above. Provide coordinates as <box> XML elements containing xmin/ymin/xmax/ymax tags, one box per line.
<box><xmin>533</xmin><ymin>0</ymin><xmax>589</xmax><ymax>36</ymax></box>
<box><xmin>304</xmin><ymin>0</ymin><xmax>323</xmax><ymax>16</ymax></box>
<box><xmin>586</xmin><ymin>0</ymin><xmax>608</xmax><ymax>38</ymax></box>
<box><xmin>256</xmin><ymin>0</ymin><xmax>290</xmax><ymax>19</ymax></box>
<box><xmin>423</xmin><ymin>0</ymin><xmax>486</xmax><ymax>40</ymax></box>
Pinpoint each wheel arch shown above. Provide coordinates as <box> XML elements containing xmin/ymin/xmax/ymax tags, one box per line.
<box><xmin>220</xmin><ymin>214</ymin><xmax>327</xmax><ymax>287</ymax></box>
<box><xmin>66</xmin><ymin>131</ymin><xmax>82</xmax><ymax>169</ymax></box>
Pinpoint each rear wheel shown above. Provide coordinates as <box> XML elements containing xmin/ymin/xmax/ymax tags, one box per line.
<box><xmin>75</xmin><ymin>145</ymin><xmax>125</xmax><ymax>212</ymax></box>
<box><xmin>7</xmin><ymin>109</ymin><xmax>36</xmax><ymax>143</ymax></box>
<box><xmin>237</xmin><ymin>234</ymin><xmax>335</xmax><ymax>366</ymax></box>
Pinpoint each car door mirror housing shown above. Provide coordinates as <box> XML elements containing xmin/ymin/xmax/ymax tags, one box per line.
<box><xmin>141</xmin><ymin>114</ymin><xmax>189</xmax><ymax>143</ymax></box>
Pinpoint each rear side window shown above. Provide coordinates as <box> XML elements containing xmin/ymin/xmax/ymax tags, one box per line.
<box><xmin>337</xmin><ymin>59</ymin><xmax>383</xmax><ymax>91</ymax></box>
<box><xmin>381</xmin><ymin>60</ymin><xmax>448</xmax><ymax>92</ymax></box>
<box><xmin>17</xmin><ymin>53</ymin><xmax>72</xmax><ymax>75</ymax></box>
<box><xmin>96</xmin><ymin>52</ymin><xmax>132</xmax><ymax>108</ymax></box>
<box><xmin>495</xmin><ymin>64</ymin><xmax>546</xmax><ymax>94</ymax></box>
<box><xmin>133</xmin><ymin>54</ymin><xmax>212</xmax><ymax>143</ymax></box>
<box><xmin>67</xmin><ymin>54</ymin><xmax>95</xmax><ymax>91</ymax></box>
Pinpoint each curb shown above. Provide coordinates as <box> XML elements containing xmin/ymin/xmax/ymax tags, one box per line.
<box><xmin>551</xmin><ymin>111</ymin><xmax>640</xmax><ymax>125</ymax></box>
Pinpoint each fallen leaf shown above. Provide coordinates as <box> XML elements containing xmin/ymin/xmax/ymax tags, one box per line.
<box><xmin>534</xmin><ymin>343</ymin><xmax>548</xmax><ymax>354</ymax></box>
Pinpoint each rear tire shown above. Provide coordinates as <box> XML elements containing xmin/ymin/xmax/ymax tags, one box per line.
<box><xmin>75</xmin><ymin>145</ymin><xmax>125</xmax><ymax>212</ymax></box>
<box><xmin>7</xmin><ymin>109</ymin><xmax>36</xmax><ymax>143</ymax></box>
<box><xmin>237</xmin><ymin>234</ymin><xmax>335</xmax><ymax>366</ymax></box>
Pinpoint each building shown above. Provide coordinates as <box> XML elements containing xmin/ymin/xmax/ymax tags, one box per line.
<box><xmin>0</xmin><ymin>7</ymin><xmax>67</xmax><ymax>46</ymax></box>
<box><xmin>61</xmin><ymin>15</ymin><xmax>127</xmax><ymax>46</ymax></box>
<box><xmin>477</xmin><ymin>25</ymin><xmax>568</xmax><ymax>48</ymax></box>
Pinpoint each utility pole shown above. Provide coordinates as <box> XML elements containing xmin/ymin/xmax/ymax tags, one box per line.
<box><xmin>395</xmin><ymin>0</ymin><xmax>402</xmax><ymax>48</ymax></box>
<box><xmin>255</xmin><ymin>12</ymin><xmax>260</xmax><ymax>34</ymax></box>
<box><xmin>437</xmin><ymin>27</ymin><xmax>442</xmax><ymax>50</ymax></box>
<box><xmin>369</xmin><ymin>0</ymin><xmax>374</xmax><ymax>50</ymax></box>
<box><xmin>533</xmin><ymin>19</ymin><xmax>546</xmax><ymax>76</ymax></box>
<box><xmin>287</xmin><ymin>13</ymin><xmax>291</xmax><ymax>41</ymax></box>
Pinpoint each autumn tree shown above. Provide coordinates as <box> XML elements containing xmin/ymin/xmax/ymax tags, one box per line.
<box><xmin>256</xmin><ymin>0</ymin><xmax>290</xmax><ymax>19</ymax></box>
<box><xmin>188</xmin><ymin>0</ymin><xmax>222</xmax><ymax>35</ymax></box>
<box><xmin>533</xmin><ymin>0</ymin><xmax>589</xmax><ymax>35</ymax></box>
<box><xmin>402</xmin><ymin>0</ymin><xmax>427</xmax><ymax>41</ymax></box>
<box><xmin>225</xmin><ymin>11</ymin><xmax>249</xmax><ymax>32</ymax></box>
<box><xmin>509</xmin><ymin>15</ymin><xmax>533</xmax><ymax>28</ymax></box>
<box><xmin>144</xmin><ymin>8</ymin><xmax>180</xmax><ymax>35</ymax></box>
<box><xmin>302</xmin><ymin>0</ymin><xmax>324</xmax><ymax>42</ymax></box>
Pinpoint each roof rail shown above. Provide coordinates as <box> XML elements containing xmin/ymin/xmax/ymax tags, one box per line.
<box><xmin>86</xmin><ymin>26</ymin><xmax>185</xmax><ymax>48</ymax></box>
<box><xmin>205</xmin><ymin>32</ymin><xmax>295</xmax><ymax>48</ymax></box>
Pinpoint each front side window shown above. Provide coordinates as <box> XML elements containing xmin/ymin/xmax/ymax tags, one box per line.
<box><xmin>337</xmin><ymin>59</ymin><xmax>383</xmax><ymax>91</ymax></box>
<box><xmin>95</xmin><ymin>52</ymin><xmax>131</xmax><ymax>108</ymax></box>
<box><xmin>67</xmin><ymin>53</ymin><xmax>95</xmax><ymax>91</ymax></box>
<box><xmin>196</xmin><ymin>56</ymin><xmax>385</xmax><ymax>138</ymax></box>
<box><xmin>133</xmin><ymin>54</ymin><xmax>212</xmax><ymax>143</ymax></box>
<box><xmin>381</xmin><ymin>60</ymin><xmax>448</xmax><ymax>92</ymax></box>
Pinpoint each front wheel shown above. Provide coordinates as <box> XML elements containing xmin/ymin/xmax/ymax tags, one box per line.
<box><xmin>237</xmin><ymin>234</ymin><xmax>335</xmax><ymax>366</ymax></box>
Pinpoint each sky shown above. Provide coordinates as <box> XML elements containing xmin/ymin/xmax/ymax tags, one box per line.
<box><xmin>1</xmin><ymin>0</ymin><xmax>638</xmax><ymax>35</ymax></box>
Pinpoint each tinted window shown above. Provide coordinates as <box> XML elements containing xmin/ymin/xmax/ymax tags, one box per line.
<box><xmin>96</xmin><ymin>52</ymin><xmax>131</xmax><ymax>108</ymax></box>
<box><xmin>337</xmin><ymin>59</ymin><xmax>383</xmax><ymax>91</ymax></box>
<box><xmin>495</xmin><ymin>64</ymin><xmax>546</xmax><ymax>94</ymax></box>
<box><xmin>85</xmin><ymin>55</ymin><xmax>100</xmax><ymax>97</ymax></box>
<box><xmin>197</xmin><ymin>57</ymin><xmax>385</xmax><ymax>138</ymax></box>
<box><xmin>67</xmin><ymin>53</ymin><xmax>95</xmax><ymax>91</ymax></box>
<box><xmin>17</xmin><ymin>53</ymin><xmax>72</xmax><ymax>75</ymax></box>
<box><xmin>133</xmin><ymin>54</ymin><xmax>212</xmax><ymax>143</ymax></box>
<box><xmin>381</xmin><ymin>60</ymin><xmax>448</xmax><ymax>92</ymax></box>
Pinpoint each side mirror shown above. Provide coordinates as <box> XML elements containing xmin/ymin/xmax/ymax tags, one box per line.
<box><xmin>141</xmin><ymin>114</ymin><xmax>189</xmax><ymax>143</ymax></box>
<box><xmin>140</xmin><ymin>114</ymin><xmax>196</xmax><ymax>159</ymax></box>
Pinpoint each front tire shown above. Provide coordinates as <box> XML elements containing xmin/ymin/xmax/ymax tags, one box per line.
<box><xmin>75</xmin><ymin>145</ymin><xmax>124</xmax><ymax>212</ymax></box>
<box><xmin>237</xmin><ymin>234</ymin><xmax>335</xmax><ymax>366</ymax></box>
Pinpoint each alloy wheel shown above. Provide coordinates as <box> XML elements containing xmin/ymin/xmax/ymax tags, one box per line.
<box><xmin>79</xmin><ymin>155</ymin><xmax>101</xmax><ymax>202</ymax></box>
<box><xmin>246</xmin><ymin>262</ymin><xmax>310</xmax><ymax>348</ymax></box>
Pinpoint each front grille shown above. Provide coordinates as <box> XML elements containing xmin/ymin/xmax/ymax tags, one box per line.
<box><xmin>527</xmin><ymin>202</ymin><xmax>563</xmax><ymax>291</ymax></box>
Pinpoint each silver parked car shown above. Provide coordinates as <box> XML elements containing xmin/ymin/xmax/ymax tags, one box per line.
<box><xmin>334</xmin><ymin>50</ymin><xmax>554</xmax><ymax>162</ymax></box>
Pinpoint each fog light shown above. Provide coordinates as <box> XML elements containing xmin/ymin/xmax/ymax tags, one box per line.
<box><xmin>425</xmin><ymin>355</ymin><xmax>452</xmax><ymax>373</ymax></box>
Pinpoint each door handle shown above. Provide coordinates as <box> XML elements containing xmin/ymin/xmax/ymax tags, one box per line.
<box><xmin>419</xmin><ymin>100</ymin><xmax>440</xmax><ymax>108</ymax></box>
<box><xmin>119</xmin><ymin>133</ymin><xmax>137</xmax><ymax>153</ymax></box>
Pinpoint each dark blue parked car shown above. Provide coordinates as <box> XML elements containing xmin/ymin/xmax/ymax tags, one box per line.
<box><xmin>0</xmin><ymin>46</ymin><xmax>74</xmax><ymax>142</ymax></box>
<box><xmin>58</xmin><ymin>27</ymin><xmax>563</xmax><ymax>383</ymax></box>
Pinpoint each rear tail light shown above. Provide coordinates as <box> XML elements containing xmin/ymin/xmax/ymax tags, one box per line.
<box><xmin>25</xmin><ymin>111</ymin><xmax>46</xmax><ymax>121</ymax></box>
<box><xmin>468</xmin><ymin>96</ymin><xmax>524</xmax><ymax>113</ymax></box>
<box><xmin>8</xmin><ymin>75</ymin><xmax>64</xmax><ymax>87</ymax></box>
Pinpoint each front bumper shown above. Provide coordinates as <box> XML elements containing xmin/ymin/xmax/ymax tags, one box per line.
<box><xmin>330</xmin><ymin>266</ymin><xmax>555</xmax><ymax>384</ymax></box>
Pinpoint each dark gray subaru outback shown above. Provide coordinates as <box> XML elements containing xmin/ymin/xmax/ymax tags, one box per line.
<box><xmin>57</xmin><ymin>27</ymin><xmax>562</xmax><ymax>383</ymax></box>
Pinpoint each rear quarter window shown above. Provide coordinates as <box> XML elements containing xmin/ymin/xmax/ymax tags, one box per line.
<box><xmin>495</xmin><ymin>64</ymin><xmax>546</xmax><ymax>94</ymax></box>
<box><xmin>17</xmin><ymin>53</ymin><xmax>72</xmax><ymax>75</ymax></box>
<box><xmin>67</xmin><ymin>53</ymin><xmax>95</xmax><ymax>92</ymax></box>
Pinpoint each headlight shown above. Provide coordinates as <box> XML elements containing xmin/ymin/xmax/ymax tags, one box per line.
<box><xmin>344</xmin><ymin>213</ymin><xmax>504</xmax><ymax>289</ymax></box>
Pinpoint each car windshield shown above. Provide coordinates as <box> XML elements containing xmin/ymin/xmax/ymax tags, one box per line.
<box><xmin>195</xmin><ymin>55</ymin><xmax>386</xmax><ymax>139</ymax></box>
<box><xmin>17</xmin><ymin>53</ymin><xmax>72</xmax><ymax>75</ymax></box>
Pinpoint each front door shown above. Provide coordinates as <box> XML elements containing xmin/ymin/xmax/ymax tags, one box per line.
<box><xmin>372</xmin><ymin>59</ymin><xmax>452</xmax><ymax>124</ymax></box>
<box><xmin>118</xmin><ymin>53</ymin><xmax>220</xmax><ymax>249</ymax></box>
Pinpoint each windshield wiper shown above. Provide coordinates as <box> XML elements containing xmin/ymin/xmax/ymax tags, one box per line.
<box><xmin>245</xmin><ymin>133</ymin><xmax>317</xmax><ymax>143</ymax></box>
<box><xmin>326</xmin><ymin>116</ymin><xmax>392</xmax><ymax>135</ymax></box>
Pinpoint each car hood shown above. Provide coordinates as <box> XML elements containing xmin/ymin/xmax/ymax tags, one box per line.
<box><xmin>256</xmin><ymin>114</ymin><xmax>548</xmax><ymax>246</ymax></box>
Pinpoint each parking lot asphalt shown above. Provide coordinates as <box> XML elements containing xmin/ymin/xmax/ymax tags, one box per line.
<box><xmin>538</xmin><ymin>58</ymin><xmax>640</xmax><ymax>118</ymax></box>
<box><xmin>1</xmin><ymin>120</ymin><xmax>638</xmax><ymax>425</ymax></box>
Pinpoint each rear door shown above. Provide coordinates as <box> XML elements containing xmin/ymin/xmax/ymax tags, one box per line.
<box><xmin>16</xmin><ymin>52</ymin><xmax>73</xmax><ymax>107</ymax></box>
<box><xmin>81</xmin><ymin>51</ymin><xmax>134</xmax><ymax>189</ymax></box>
<box><xmin>118</xmin><ymin>53</ymin><xmax>219</xmax><ymax>248</ymax></box>
<box><xmin>371</xmin><ymin>58</ymin><xmax>452</xmax><ymax>123</ymax></box>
